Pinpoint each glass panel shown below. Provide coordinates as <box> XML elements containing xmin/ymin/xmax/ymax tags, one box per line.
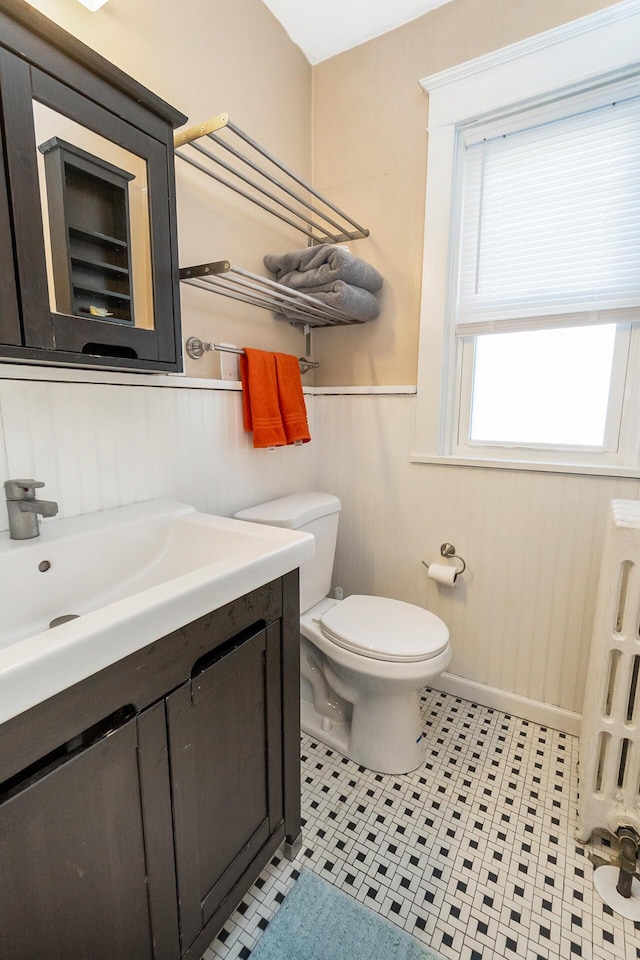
<box><xmin>33</xmin><ymin>101</ymin><xmax>154</xmax><ymax>330</ymax></box>
<box><xmin>470</xmin><ymin>325</ymin><xmax>616</xmax><ymax>446</ymax></box>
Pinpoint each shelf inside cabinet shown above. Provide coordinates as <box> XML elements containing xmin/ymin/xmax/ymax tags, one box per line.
<box><xmin>72</xmin><ymin>283</ymin><xmax>131</xmax><ymax>302</ymax></box>
<box><xmin>68</xmin><ymin>226</ymin><xmax>129</xmax><ymax>251</ymax></box>
<box><xmin>70</xmin><ymin>256</ymin><xmax>131</xmax><ymax>277</ymax></box>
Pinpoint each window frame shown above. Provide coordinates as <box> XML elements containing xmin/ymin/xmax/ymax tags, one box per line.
<box><xmin>412</xmin><ymin>0</ymin><xmax>640</xmax><ymax>478</ymax></box>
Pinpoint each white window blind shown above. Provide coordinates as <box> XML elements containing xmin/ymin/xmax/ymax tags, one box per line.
<box><xmin>456</xmin><ymin>88</ymin><xmax>640</xmax><ymax>336</ymax></box>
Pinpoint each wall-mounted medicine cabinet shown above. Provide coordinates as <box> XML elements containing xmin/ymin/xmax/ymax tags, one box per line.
<box><xmin>0</xmin><ymin>0</ymin><xmax>186</xmax><ymax>371</ymax></box>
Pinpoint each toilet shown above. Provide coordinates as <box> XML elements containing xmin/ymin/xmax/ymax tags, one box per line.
<box><xmin>234</xmin><ymin>492</ymin><xmax>452</xmax><ymax>775</ymax></box>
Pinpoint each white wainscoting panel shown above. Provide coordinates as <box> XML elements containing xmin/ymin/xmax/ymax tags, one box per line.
<box><xmin>312</xmin><ymin>393</ymin><xmax>640</xmax><ymax>720</ymax></box>
<box><xmin>0</xmin><ymin>378</ymin><xmax>315</xmax><ymax>531</ymax></box>
<box><xmin>2</xmin><ymin>377</ymin><xmax>637</xmax><ymax>728</ymax></box>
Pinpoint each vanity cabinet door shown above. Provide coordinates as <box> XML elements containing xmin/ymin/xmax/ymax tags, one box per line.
<box><xmin>0</xmin><ymin>705</ymin><xmax>179</xmax><ymax>960</ymax></box>
<box><xmin>167</xmin><ymin>623</ymin><xmax>284</xmax><ymax>954</ymax></box>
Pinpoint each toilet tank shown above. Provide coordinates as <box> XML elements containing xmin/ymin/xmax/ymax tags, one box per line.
<box><xmin>234</xmin><ymin>493</ymin><xmax>341</xmax><ymax>613</ymax></box>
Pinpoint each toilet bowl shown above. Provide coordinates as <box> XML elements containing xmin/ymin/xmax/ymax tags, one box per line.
<box><xmin>234</xmin><ymin>493</ymin><xmax>452</xmax><ymax>775</ymax></box>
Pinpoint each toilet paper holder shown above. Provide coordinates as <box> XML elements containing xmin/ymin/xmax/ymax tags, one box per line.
<box><xmin>422</xmin><ymin>543</ymin><xmax>466</xmax><ymax>576</ymax></box>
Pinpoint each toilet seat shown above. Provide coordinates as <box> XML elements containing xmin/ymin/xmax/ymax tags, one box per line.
<box><xmin>319</xmin><ymin>595</ymin><xmax>449</xmax><ymax>663</ymax></box>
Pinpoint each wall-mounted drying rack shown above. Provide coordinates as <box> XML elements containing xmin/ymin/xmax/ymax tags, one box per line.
<box><xmin>185</xmin><ymin>337</ymin><xmax>318</xmax><ymax>375</ymax></box>
<box><xmin>179</xmin><ymin>260</ymin><xmax>369</xmax><ymax>329</ymax></box>
<box><xmin>174</xmin><ymin>113</ymin><xmax>369</xmax><ymax>245</ymax></box>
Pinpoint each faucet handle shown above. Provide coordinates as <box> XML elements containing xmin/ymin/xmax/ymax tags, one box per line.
<box><xmin>4</xmin><ymin>479</ymin><xmax>45</xmax><ymax>500</ymax></box>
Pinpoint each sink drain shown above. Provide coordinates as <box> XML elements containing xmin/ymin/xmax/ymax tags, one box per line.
<box><xmin>49</xmin><ymin>614</ymin><xmax>80</xmax><ymax>629</ymax></box>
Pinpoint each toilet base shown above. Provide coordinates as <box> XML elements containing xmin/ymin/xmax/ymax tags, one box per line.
<box><xmin>301</xmin><ymin>698</ymin><xmax>351</xmax><ymax>756</ymax></box>
<box><xmin>300</xmin><ymin>690</ymin><xmax>426</xmax><ymax>775</ymax></box>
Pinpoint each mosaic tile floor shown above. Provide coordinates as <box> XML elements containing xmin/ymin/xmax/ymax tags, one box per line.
<box><xmin>202</xmin><ymin>689</ymin><xmax>640</xmax><ymax>960</ymax></box>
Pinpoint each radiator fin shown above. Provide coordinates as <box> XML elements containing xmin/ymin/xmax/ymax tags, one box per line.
<box><xmin>595</xmin><ymin>732</ymin><xmax>610</xmax><ymax>793</ymax></box>
<box><xmin>627</xmin><ymin>655</ymin><xmax>640</xmax><ymax>724</ymax></box>
<box><xmin>604</xmin><ymin>649</ymin><xmax>621</xmax><ymax>717</ymax></box>
<box><xmin>578</xmin><ymin>501</ymin><xmax>640</xmax><ymax>842</ymax></box>
<box><xmin>617</xmin><ymin>737</ymin><xmax>631</xmax><ymax>789</ymax></box>
<box><xmin>616</xmin><ymin>560</ymin><xmax>633</xmax><ymax>634</ymax></box>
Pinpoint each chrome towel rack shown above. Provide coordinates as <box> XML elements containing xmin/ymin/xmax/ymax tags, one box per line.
<box><xmin>174</xmin><ymin>113</ymin><xmax>369</xmax><ymax>245</ymax></box>
<box><xmin>185</xmin><ymin>337</ymin><xmax>319</xmax><ymax>376</ymax></box>
<box><xmin>180</xmin><ymin>260</ymin><xmax>368</xmax><ymax>328</ymax></box>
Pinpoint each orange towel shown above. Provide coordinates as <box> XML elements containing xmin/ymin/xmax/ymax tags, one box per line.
<box><xmin>240</xmin><ymin>348</ymin><xmax>287</xmax><ymax>448</ymax></box>
<box><xmin>275</xmin><ymin>352</ymin><xmax>311</xmax><ymax>444</ymax></box>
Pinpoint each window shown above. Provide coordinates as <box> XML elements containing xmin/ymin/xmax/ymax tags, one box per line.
<box><xmin>413</xmin><ymin>2</ymin><xmax>640</xmax><ymax>476</ymax></box>
<box><xmin>466</xmin><ymin>325</ymin><xmax>619</xmax><ymax>448</ymax></box>
<box><xmin>451</xmin><ymin>77</ymin><xmax>640</xmax><ymax>467</ymax></box>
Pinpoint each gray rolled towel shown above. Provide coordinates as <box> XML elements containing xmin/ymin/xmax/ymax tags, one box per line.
<box><xmin>264</xmin><ymin>244</ymin><xmax>383</xmax><ymax>293</ymax></box>
<box><xmin>276</xmin><ymin>280</ymin><xmax>380</xmax><ymax>324</ymax></box>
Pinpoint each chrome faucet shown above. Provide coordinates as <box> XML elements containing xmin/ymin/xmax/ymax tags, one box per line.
<box><xmin>4</xmin><ymin>479</ymin><xmax>59</xmax><ymax>540</ymax></box>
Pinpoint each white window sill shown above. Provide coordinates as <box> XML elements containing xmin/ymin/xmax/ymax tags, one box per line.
<box><xmin>410</xmin><ymin>451</ymin><xmax>640</xmax><ymax>480</ymax></box>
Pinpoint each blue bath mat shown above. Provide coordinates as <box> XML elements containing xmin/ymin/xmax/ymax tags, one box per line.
<box><xmin>249</xmin><ymin>869</ymin><xmax>443</xmax><ymax>960</ymax></box>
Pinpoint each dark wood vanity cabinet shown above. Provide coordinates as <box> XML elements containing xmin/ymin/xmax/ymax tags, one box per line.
<box><xmin>0</xmin><ymin>572</ymin><xmax>301</xmax><ymax>960</ymax></box>
<box><xmin>0</xmin><ymin>0</ymin><xmax>186</xmax><ymax>371</ymax></box>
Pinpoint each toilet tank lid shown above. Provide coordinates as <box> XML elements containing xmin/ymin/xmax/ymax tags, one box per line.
<box><xmin>234</xmin><ymin>492</ymin><xmax>341</xmax><ymax>529</ymax></box>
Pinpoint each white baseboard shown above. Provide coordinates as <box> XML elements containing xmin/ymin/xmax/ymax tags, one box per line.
<box><xmin>432</xmin><ymin>672</ymin><xmax>582</xmax><ymax>737</ymax></box>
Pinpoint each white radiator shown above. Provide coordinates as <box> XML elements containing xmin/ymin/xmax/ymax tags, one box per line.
<box><xmin>578</xmin><ymin>499</ymin><xmax>640</xmax><ymax>843</ymax></box>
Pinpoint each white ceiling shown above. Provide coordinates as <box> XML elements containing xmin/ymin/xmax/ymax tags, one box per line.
<box><xmin>261</xmin><ymin>0</ymin><xmax>455</xmax><ymax>64</ymax></box>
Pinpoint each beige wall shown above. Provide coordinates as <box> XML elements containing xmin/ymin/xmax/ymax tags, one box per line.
<box><xmin>311</xmin><ymin>0</ymin><xmax>621</xmax><ymax>385</ymax></box>
<box><xmin>24</xmin><ymin>0</ymin><xmax>622</xmax><ymax>385</ymax></box>
<box><xmin>26</xmin><ymin>0</ymin><xmax>313</xmax><ymax>378</ymax></box>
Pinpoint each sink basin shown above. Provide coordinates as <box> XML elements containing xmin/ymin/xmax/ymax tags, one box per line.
<box><xmin>0</xmin><ymin>499</ymin><xmax>314</xmax><ymax>724</ymax></box>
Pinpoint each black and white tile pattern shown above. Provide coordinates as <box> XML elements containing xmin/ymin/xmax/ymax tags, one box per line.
<box><xmin>202</xmin><ymin>689</ymin><xmax>639</xmax><ymax>960</ymax></box>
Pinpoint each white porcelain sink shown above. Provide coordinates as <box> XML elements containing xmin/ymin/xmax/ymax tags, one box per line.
<box><xmin>0</xmin><ymin>499</ymin><xmax>313</xmax><ymax>725</ymax></box>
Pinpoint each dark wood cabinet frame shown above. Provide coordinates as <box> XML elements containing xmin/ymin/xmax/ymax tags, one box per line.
<box><xmin>0</xmin><ymin>0</ymin><xmax>187</xmax><ymax>371</ymax></box>
<box><xmin>0</xmin><ymin>110</ymin><xmax>21</xmax><ymax>345</ymax></box>
<box><xmin>0</xmin><ymin>571</ymin><xmax>302</xmax><ymax>960</ymax></box>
